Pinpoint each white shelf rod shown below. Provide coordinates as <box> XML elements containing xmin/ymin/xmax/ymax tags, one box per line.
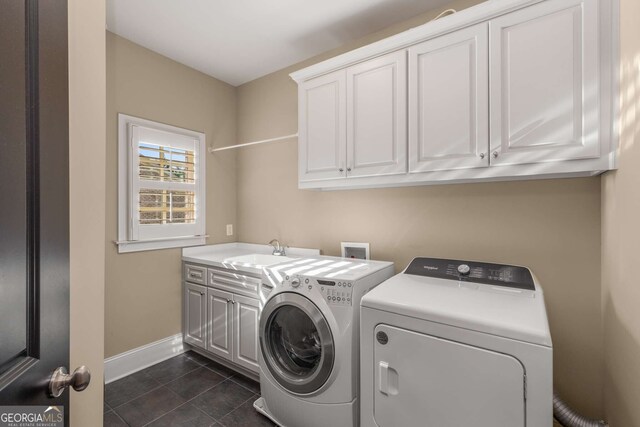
<box><xmin>208</xmin><ymin>133</ymin><xmax>298</xmax><ymax>153</ymax></box>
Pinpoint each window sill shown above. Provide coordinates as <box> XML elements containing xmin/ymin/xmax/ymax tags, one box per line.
<box><xmin>115</xmin><ymin>235</ymin><xmax>207</xmax><ymax>253</ymax></box>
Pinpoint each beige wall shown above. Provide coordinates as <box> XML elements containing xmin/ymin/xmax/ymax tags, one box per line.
<box><xmin>105</xmin><ymin>33</ymin><xmax>237</xmax><ymax>357</ymax></box>
<box><xmin>236</xmin><ymin>0</ymin><xmax>604</xmax><ymax>417</ymax></box>
<box><xmin>69</xmin><ymin>0</ymin><xmax>106</xmax><ymax>425</ymax></box>
<box><xmin>601</xmin><ymin>0</ymin><xmax>640</xmax><ymax>424</ymax></box>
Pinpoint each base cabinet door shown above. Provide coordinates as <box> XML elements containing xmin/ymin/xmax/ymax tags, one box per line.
<box><xmin>184</xmin><ymin>282</ymin><xmax>207</xmax><ymax>349</ymax></box>
<box><xmin>408</xmin><ymin>23</ymin><xmax>489</xmax><ymax>172</ymax></box>
<box><xmin>207</xmin><ymin>288</ymin><xmax>233</xmax><ymax>360</ymax></box>
<box><xmin>489</xmin><ymin>0</ymin><xmax>600</xmax><ymax>165</ymax></box>
<box><xmin>232</xmin><ymin>294</ymin><xmax>261</xmax><ymax>373</ymax></box>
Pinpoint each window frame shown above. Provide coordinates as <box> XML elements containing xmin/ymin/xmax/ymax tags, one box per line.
<box><xmin>117</xmin><ymin>114</ymin><xmax>206</xmax><ymax>253</ymax></box>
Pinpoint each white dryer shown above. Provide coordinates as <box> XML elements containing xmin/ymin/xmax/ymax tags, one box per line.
<box><xmin>360</xmin><ymin>257</ymin><xmax>553</xmax><ymax>427</ymax></box>
<box><xmin>254</xmin><ymin>256</ymin><xmax>394</xmax><ymax>427</ymax></box>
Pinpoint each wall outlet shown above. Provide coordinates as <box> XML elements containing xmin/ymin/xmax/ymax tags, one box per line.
<box><xmin>226</xmin><ymin>224</ymin><xmax>233</xmax><ymax>236</ymax></box>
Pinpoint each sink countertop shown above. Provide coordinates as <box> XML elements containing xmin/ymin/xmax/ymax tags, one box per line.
<box><xmin>182</xmin><ymin>242</ymin><xmax>321</xmax><ymax>275</ymax></box>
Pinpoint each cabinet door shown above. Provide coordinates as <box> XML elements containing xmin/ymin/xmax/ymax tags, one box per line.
<box><xmin>408</xmin><ymin>23</ymin><xmax>489</xmax><ymax>172</ymax></box>
<box><xmin>207</xmin><ymin>288</ymin><xmax>233</xmax><ymax>360</ymax></box>
<box><xmin>184</xmin><ymin>283</ymin><xmax>206</xmax><ymax>349</ymax></box>
<box><xmin>232</xmin><ymin>294</ymin><xmax>261</xmax><ymax>373</ymax></box>
<box><xmin>347</xmin><ymin>50</ymin><xmax>407</xmax><ymax>177</ymax></box>
<box><xmin>298</xmin><ymin>70</ymin><xmax>347</xmax><ymax>182</ymax></box>
<box><xmin>489</xmin><ymin>0</ymin><xmax>600</xmax><ymax>165</ymax></box>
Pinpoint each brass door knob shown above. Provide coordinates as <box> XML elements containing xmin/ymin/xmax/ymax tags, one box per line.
<box><xmin>49</xmin><ymin>366</ymin><xmax>91</xmax><ymax>397</ymax></box>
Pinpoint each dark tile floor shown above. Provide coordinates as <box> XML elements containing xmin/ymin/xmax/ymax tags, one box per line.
<box><xmin>104</xmin><ymin>351</ymin><xmax>275</xmax><ymax>427</ymax></box>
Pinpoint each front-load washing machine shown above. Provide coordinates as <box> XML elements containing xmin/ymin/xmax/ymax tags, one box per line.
<box><xmin>253</xmin><ymin>256</ymin><xmax>394</xmax><ymax>427</ymax></box>
<box><xmin>360</xmin><ymin>257</ymin><xmax>553</xmax><ymax>427</ymax></box>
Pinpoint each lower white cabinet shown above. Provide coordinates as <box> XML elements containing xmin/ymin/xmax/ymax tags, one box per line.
<box><xmin>232</xmin><ymin>294</ymin><xmax>261</xmax><ymax>372</ymax></box>
<box><xmin>207</xmin><ymin>287</ymin><xmax>233</xmax><ymax>359</ymax></box>
<box><xmin>183</xmin><ymin>263</ymin><xmax>261</xmax><ymax>375</ymax></box>
<box><xmin>183</xmin><ymin>282</ymin><xmax>207</xmax><ymax>349</ymax></box>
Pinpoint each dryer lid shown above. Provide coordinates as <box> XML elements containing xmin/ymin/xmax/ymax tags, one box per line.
<box><xmin>361</xmin><ymin>259</ymin><xmax>552</xmax><ymax>347</ymax></box>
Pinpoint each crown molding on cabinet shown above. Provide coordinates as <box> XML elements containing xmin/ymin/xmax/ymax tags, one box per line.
<box><xmin>291</xmin><ymin>0</ymin><xmax>549</xmax><ymax>83</ymax></box>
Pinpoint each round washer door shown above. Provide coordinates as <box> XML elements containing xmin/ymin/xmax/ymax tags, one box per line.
<box><xmin>260</xmin><ymin>292</ymin><xmax>334</xmax><ymax>394</ymax></box>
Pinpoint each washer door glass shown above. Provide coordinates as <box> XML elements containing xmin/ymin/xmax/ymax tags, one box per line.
<box><xmin>261</xmin><ymin>293</ymin><xmax>334</xmax><ymax>394</ymax></box>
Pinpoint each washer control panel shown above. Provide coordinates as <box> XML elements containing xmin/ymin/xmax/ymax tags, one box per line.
<box><xmin>281</xmin><ymin>275</ymin><xmax>353</xmax><ymax>306</ymax></box>
<box><xmin>318</xmin><ymin>279</ymin><xmax>353</xmax><ymax>306</ymax></box>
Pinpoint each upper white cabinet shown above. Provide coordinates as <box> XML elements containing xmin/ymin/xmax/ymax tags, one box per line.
<box><xmin>489</xmin><ymin>0</ymin><xmax>600</xmax><ymax>166</ymax></box>
<box><xmin>347</xmin><ymin>50</ymin><xmax>407</xmax><ymax>177</ymax></box>
<box><xmin>299</xmin><ymin>52</ymin><xmax>407</xmax><ymax>182</ymax></box>
<box><xmin>298</xmin><ymin>70</ymin><xmax>346</xmax><ymax>182</ymax></box>
<box><xmin>408</xmin><ymin>22</ymin><xmax>489</xmax><ymax>173</ymax></box>
<box><xmin>291</xmin><ymin>0</ymin><xmax>616</xmax><ymax>190</ymax></box>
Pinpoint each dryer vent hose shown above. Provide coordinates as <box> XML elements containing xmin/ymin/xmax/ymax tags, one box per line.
<box><xmin>553</xmin><ymin>391</ymin><xmax>608</xmax><ymax>427</ymax></box>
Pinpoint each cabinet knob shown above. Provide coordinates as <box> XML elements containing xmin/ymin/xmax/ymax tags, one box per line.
<box><xmin>479</xmin><ymin>152</ymin><xmax>485</xmax><ymax>159</ymax></box>
<box><xmin>347</xmin><ymin>167</ymin><xmax>352</xmax><ymax>172</ymax></box>
<box><xmin>339</xmin><ymin>168</ymin><xmax>344</xmax><ymax>172</ymax></box>
<box><xmin>492</xmin><ymin>151</ymin><xmax>499</xmax><ymax>158</ymax></box>
<box><xmin>226</xmin><ymin>299</ymin><xmax>231</xmax><ymax>303</ymax></box>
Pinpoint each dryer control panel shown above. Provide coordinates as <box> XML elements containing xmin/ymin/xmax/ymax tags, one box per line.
<box><xmin>405</xmin><ymin>257</ymin><xmax>535</xmax><ymax>291</ymax></box>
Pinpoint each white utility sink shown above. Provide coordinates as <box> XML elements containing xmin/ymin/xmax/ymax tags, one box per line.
<box><xmin>224</xmin><ymin>253</ymin><xmax>297</xmax><ymax>267</ymax></box>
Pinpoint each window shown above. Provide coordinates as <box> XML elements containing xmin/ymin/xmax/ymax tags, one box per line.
<box><xmin>117</xmin><ymin>114</ymin><xmax>206</xmax><ymax>253</ymax></box>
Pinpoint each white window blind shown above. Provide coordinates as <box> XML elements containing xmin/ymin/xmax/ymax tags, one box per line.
<box><xmin>138</xmin><ymin>141</ymin><xmax>196</xmax><ymax>225</ymax></box>
<box><xmin>117</xmin><ymin>114</ymin><xmax>206</xmax><ymax>252</ymax></box>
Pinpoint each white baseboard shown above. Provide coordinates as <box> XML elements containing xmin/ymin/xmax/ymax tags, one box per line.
<box><xmin>104</xmin><ymin>333</ymin><xmax>185</xmax><ymax>384</ymax></box>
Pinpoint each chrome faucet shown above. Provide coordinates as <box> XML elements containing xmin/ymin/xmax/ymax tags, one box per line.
<box><xmin>268</xmin><ymin>239</ymin><xmax>286</xmax><ymax>256</ymax></box>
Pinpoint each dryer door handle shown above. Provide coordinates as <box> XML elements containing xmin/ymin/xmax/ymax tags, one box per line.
<box><xmin>378</xmin><ymin>361</ymin><xmax>399</xmax><ymax>396</ymax></box>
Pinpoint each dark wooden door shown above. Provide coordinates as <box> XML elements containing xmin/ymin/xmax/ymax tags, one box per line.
<box><xmin>0</xmin><ymin>0</ymin><xmax>71</xmax><ymax>423</ymax></box>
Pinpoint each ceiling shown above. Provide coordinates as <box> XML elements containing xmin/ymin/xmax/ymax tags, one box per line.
<box><xmin>106</xmin><ymin>0</ymin><xmax>452</xmax><ymax>86</ymax></box>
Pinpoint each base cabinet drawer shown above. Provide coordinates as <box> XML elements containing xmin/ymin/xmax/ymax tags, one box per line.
<box><xmin>184</xmin><ymin>283</ymin><xmax>207</xmax><ymax>349</ymax></box>
<box><xmin>184</xmin><ymin>264</ymin><xmax>206</xmax><ymax>285</ymax></box>
<box><xmin>208</xmin><ymin>268</ymin><xmax>261</xmax><ymax>298</ymax></box>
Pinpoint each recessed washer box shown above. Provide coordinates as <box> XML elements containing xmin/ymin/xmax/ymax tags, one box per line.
<box><xmin>341</xmin><ymin>242</ymin><xmax>370</xmax><ymax>260</ymax></box>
